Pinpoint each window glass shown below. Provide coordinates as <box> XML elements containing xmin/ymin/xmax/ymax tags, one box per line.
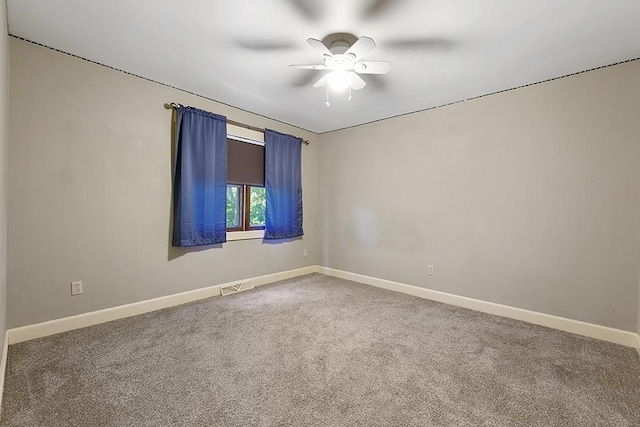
<box><xmin>226</xmin><ymin>184</ymin><xmax>242</xmax><ymax>228</ymax></box>
<box><xmin>249</xmin><ymin>187</ymin><xmax>266</xmax><ymax>227</ymax></box>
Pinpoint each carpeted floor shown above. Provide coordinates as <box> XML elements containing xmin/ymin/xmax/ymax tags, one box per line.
<box><xmin>2</xmin><ymin>273</ymin><xmax>640</xmax><ymax>426</ymax></box>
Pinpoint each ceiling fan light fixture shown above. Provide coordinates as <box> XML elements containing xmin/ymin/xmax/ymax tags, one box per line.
<box><xmin>291</xmin><ymin>35</ymin><xmax>390</xmax><ymax>102</ymax></box>
<box><xmin>327</xmin><ymin>70</ymin><xmax>352</xmax><ymax>92</ymax></box>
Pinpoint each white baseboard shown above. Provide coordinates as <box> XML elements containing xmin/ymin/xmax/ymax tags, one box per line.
<box><xmin>6</xmin><ymin>265</ymin><xmax>640</xmax><ymax>351</ymax></box>
<box><xmin>7</xmin><ymin>266</ymin><xmax>317</xmax><ymax>345</ymax></box>
<box><xmin>0</xmin><ymin>330</ymin><xmax>8</xmax><ymax>420</ymax></box>
<box><xmin>318</xmin><ymin>266</ymin><xmax>640</xmax><ymax>349</ymax></box>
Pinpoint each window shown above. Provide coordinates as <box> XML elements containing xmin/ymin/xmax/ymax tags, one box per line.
<box><xmin>226</xmin><ymin>184</ymin><xmax>265</xmax><ymax>230</ymax></box>
<box><xmin>226</xmin><ymin>137</ymin><xmax>265</xmax><ymax>232</ymax></box>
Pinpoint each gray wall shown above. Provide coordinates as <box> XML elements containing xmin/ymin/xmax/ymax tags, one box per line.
<box><xmin>0</xmin><ymin>4</ymin><xmax>9</xmax><ymax>349</ymax></box>
<box><xmin>319</xmin><ymin>60</ymin><xmax>640</xmax><ymax>332</ymax></box>
<box><xmin>7</xmin><ymin>38</ymin><xmax>320</xmax><ymax>328</ymax></box>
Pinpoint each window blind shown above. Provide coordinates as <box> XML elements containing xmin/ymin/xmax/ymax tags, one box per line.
<box><xmin>227</xmin><ymin>138</ymin><xmax>265</xmax><ymax>186</ymax></box>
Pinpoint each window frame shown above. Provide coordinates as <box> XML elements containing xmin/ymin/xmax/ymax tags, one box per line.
<box><xmin>225</xmin><ymin>184</ymin><xmax>243</xmax><ymax>230</ymax></box>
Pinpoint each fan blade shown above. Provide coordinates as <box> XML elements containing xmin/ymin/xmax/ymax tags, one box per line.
<box><xmin>313</xmin><ymin>74</ymin><xmax>330</xmax><ymax>88</ymax></box>
<box><xmin>354</xmin><ymin>61</ymin><xmax>391</xmax><ymax>74</ymax></box>
<box><xmin>285</xmin><ymin>0</ymin><xmax>322</xmax><ymax>21</ymax></box>
<box><xmin>236</xmin><ymin>40</ymin><xmax>297</xmax><ymax>51</ymax></box>
<box><xmin>289</xmin><ymin>64</ymin><xmax>327</xmax><ymax>70</ymax></box>
<box><xmin>365</xmin><ymin>74</ymin><xmax>387</xmax><ymax>90</ymax></box>
<box><xmin>291</xmin><ymin>70</ymin><xmax>321</xmax><ymax>87</ymax></box>
<box><xmin>307</xmin><ymin>38</ymin><xmax>332</xmax><ymax>57</ymax></box>
<box><xmin>345</xmin><ymin>36</ymin><xmax>376</xmax><ymax>61</ymax></box>
<box><xmin>382</xmin><ymin>37</ymin><xmax>454</xmax><ymax>50</ymax></box>
<box><xmin>362</xmin><ymin>0</ymin><xmax>401</xmax><ymax>18</ymax></box>
<box><xmin>351</xmin><ymin>73</ymin><xmax>367</xmax><ymax>90</ymax></box>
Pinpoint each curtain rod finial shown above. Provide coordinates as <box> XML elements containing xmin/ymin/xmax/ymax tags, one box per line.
<box><xmin>164</xmin><ymin>103</ymin><xmax>173</xmax><ymax>110</ymax></box>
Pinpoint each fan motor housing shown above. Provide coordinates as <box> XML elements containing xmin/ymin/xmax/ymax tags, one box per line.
<box><xmin>323</xmin><ymin>33</ymin><xmax>359</xmax><ymax>68</ymax></box>
<box><xmin>322</xmin><ymin>32</ymin><xmax>358</xmax><ymax>53</ymax></box>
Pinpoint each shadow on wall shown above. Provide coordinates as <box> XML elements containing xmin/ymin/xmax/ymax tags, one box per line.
<box><xmin>168</xmin><ymin>243</ymin><xmax>224</xmax><ymax>260</ymax></box>
<box><xmin>167</xmin><ymin>106</ymin><xmax>180</xmax><ymax>261</ymax></box>
<box><xmin>262</xmin><ymin>237</ymin><xmax>303</xmax><ymax>245</ymax></box>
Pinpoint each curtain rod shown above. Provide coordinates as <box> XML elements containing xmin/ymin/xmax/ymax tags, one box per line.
<box><xmin>164</xmin><ymin>103</ymin><xmax>310</xmax><ymax>145</ymax></box>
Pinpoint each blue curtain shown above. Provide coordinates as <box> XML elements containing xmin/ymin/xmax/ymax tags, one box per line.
<box><xmin>172</xmin><ymin>106</ymin><xmax>227</xmax><ymax>246</ymax></box>
<box><xmin>264</xmin><ymin>129</ymin><xmax>303</xmax><ymax>239</ymax></box>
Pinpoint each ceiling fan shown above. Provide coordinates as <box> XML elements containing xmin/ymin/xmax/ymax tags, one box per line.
<box><xmin>289</xmin><ymin>34</ymin><xmax>391</xmax><ymax>104</ymax></box>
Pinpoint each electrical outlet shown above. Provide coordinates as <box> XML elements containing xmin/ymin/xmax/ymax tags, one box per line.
<box><xmin>427</xmin><ymin>265</ymin><xmax>434</xmax><ymax>276</ymax></box>
<box><xmin>303</xmin><ymin>248</ymin><xmax>308</xmax><ymax>257</ymax></box>
<box><xmin>71</xmin><ymin>281</ymin><xmax>83</xmax><ymax>296</ymax></box>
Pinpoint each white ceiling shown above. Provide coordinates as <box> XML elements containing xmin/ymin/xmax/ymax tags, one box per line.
<box><xmin>7</xmin><ymin>0</ymin><xmax>640</xmax><ymax>133</ymax></box>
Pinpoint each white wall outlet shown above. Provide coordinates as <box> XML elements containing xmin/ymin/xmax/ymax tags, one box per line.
<box><xmin>71</xmin><ymin>280</ymin><xmax>83</xmax><ymax>296</ymax></box>
<box><xmin>427</xmin><ymin>265</ymin><xmax>434</xmax><ymax>276</ymax></box>
<box><xmin>303</xmin><ymin>248</ymin><xmax>308</xmax><ymax>257</ymax></box>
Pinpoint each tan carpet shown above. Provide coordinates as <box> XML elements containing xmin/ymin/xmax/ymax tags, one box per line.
<box><xmin>2</xmin><ymin>273</ymin><xmax>640</xmax><ymax>426</ymax></box>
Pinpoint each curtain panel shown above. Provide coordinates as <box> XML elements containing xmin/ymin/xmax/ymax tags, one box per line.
<box><xmin>264</xmin><ymin>129</ymin><xmax>303</xmax><ymax>239</ymax></box>
<box><xmin>172</xmin><ymin>106</ymin><xmax>228</xmax><ymax>246</ymax></box>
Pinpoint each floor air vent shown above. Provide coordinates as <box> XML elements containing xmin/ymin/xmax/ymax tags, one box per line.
<box><xmin>221</xmin><ymin>281</ymin><xmax>254</xmax><ymax>296</ymax></box>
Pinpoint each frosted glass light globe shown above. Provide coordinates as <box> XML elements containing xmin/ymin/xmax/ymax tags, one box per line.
<box><xmin>327</xmin><ymin>71</ymin><xmax>352</xmax><ymax>92</ymax></box>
